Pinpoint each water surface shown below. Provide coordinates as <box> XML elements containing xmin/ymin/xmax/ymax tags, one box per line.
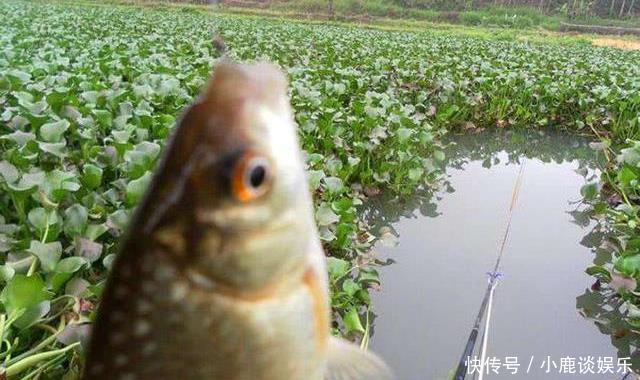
<box><xmin>369</xmin><ymin>131</ymin><xmax>618</xmax><ymax>379</ymax></box>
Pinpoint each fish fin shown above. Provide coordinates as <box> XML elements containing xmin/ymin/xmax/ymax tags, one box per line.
<box><xmin>325</xmin><ymin>336</ymin><xmax>394</xmax><ymax>380</ymax></box>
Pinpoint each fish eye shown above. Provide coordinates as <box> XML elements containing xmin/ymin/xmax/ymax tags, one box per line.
<box><xmin>231</xmin><ymin>153</ymin><xmax>271</xmax><ymax>202</ymax></box>
<box><xmin>248</xmin><ymin>162</ymin><xmax>266</xmax><ymax>188</ymax></box>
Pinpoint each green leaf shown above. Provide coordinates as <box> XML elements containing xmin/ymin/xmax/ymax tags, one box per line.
<box><xmin>316</xmin><ymin>202</ymin><xmax>339</xmax><ymax>226</ymax></box>
<box><xmin>81</xmin><ymin>91</ymin><xmax>99</xmax><ymax>104</ymax></box>
<box><xmin>331</xmin><ymin>198</ymin><xmax>354</xmax><ymax>214</ymax></box>
<box><xmin>28</xmin><ymin>241</ymin><xmax>62</xmax><ymax>273</ymax></box>
<box><xmin>124</xmin><ymin>141</ymin><xmax>161</xmax><ymax>179</ymax></box>
<box><xmin>585</xmin><ymin>265</ymin><xmax>612</xmax><ymax>282</ymax></box>
<box><xmin>9</xmin><ymin>171</ymin><xmax>44</xmax><ymax>193</ymax></box>
<box><xmin>102</xmin><ymin>254</ymin><xmax>116</xmax><ymax>271</ymax></box>
<box><xmin>343</xmin><ymin>307</ymin><xmax>365</xmax><ymax>333</ymax></box>
<box><xmin>580</xmin><ymin>182</ymin><xmax>598</xmax><ymax>201</ymax></box>
<box><xmin>1</xmin><ymin>130</ymin><xmax>36</xmax><ymax>146</ymax></box>
<box><xmin>65</xmin><ymin>277</ymin><xmax>90</xmax><ymax>297</ymax></box>
<box><xmin>342</xmin><ymin>279</ymin><xmax>360</xmax><ymax>297</ymax></box>
<box><xmin>14</xmin><ymin>301</ymin><xmax>51</xmax><ymax>329</ymax></box>
<box><xmin>396</xmin><ymin>128</ymin><xmax>413</xmax><ymax>142</ymax></box>
<box><xmin>28</xmin><ymin>208</ymin><xmax>58</xmax><ymax>235</ymax></box>
<box><xmin>308</xmin><ymin>170</ymin><xmax>325</xmax><ymax>190</ymax></box>
<box><xmin>85</xmin><ymin>223</ymin><xmax>108</xmax><ymax>241</ymax></box>
<box><xmin>88</xmin><ymin>281</ymin><xmax>106</xmax><ymax>298</ymax></box>
<box><xmin>75</xmin><ymin>237</ymin><xmax>103</xmax><ymax>263</ymax></box>
<box><xmin>42</xmin><ymin>170</ymin><xmax>80</xmax><ymax>200</ymax></box>
<box><xmin>126</xmin><ymin>170</ymin><xmax>153</xmax><ymax>206</ymax></box>
<box><xmin>323</xmin><ymin>177</ymin><xmax>344</xmax><ymax>194</ymax></box>
<box><xmin>617</xmin><ymin>166</ymin><xmax>637</xmax><ymax>188</ymax></box>
<box><xmin>0</xmin><ymin>265</ymin><xmax>15</xmax><ymax>283</ymax></box>
<box><xmin>81</xmin><ymin>164</ymin><xmax>103</xmax><ymax>190</ymax></box>
<box><xmin>0</xmin><ymin>160</ymin><xmax>19</xmax><ymax>183</ymax></box>
<box><xmin>38</xmin><ymin>142</ymin><xmax>67</xmax><ymax>158</ymax></box>
<box><xmin>106</xmin><ymin>209</ymin><xmax>130</xmax><ymax>233</ymax></box>
<box><xmin>51</xmin><ymin>257</ymin><xmax>88</xmax><ymax>290</ymax></box>
<box><xmin>93</xmin><ymin>109</ymin><xmax>113</xmax><ymax>127</ymax></box>
<box><xmin>6</xmin><ymin>69</ymin><xmax>31</xmax><ymax>83</ymax></box>
<box><xmin>327</xmin><ymin>257</ymin><xmax>350</xmax><ymax>280</ymax></box>
<box><xmin>64</xmin><ymin>204</ymin><xmax>88</xmax><ymax>237</ymax></box>
<box><xmin>618</xmin><ymin>142</ymin><xmax>640</xmax><ymax>167</ymax></box>
<box><xmin>615</xmin><ymin>255</ymin><xmax>640</xmax><ymax>277</ymax></box>
<box><xmin>56</xmin><ymin>257</ymin><xmax>87</xmax><ymax>273</ymax></box>
<box><xmin>408</xmin><ymin>167</ymin><xmax>423</xmax><ymax>181</ymax></box>
<box><xmin>40</xmin><ymin>119</ymin><xmax>70</xmax><ymax>142</ymax></box>
<box><xmin>0</xmin><ymin>275</ymin><xmax>51</xmax><ymax>317</ymax></box>
<box><xmin>358</xmin><ymin>268</ymin><xmax>380</xmax><ymax>284</ymax></box>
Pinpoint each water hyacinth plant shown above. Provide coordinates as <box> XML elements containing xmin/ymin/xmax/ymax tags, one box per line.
<box><xmin>0</xmin><ymin>0</ymin><xmax>639</xmax><ymax>377</ymax></box>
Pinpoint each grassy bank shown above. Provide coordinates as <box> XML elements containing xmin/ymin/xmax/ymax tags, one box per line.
<box><xmin>0</xmin><ymin>0</ymin><xmax>640</xmax><ymax>377</ymax></box>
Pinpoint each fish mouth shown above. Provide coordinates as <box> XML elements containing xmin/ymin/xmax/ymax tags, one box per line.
<box><xmin>195</xmin><ymin>203</ymin><xmax>298</xmax><ymax>234</ymax></box>
<box><xmin>194</xmin><ymin>203</ymin><xmax>274</xmax><ymax>231</ymax></box>
<box><xmin>183</xmin><ymin>267</ymin><xmax>289</xmax><ymax>302</ymax></box>
<box><xmin>182</xmin><ymin>207</ymin><xmax>304</xmax><ymax>301</ymax></box>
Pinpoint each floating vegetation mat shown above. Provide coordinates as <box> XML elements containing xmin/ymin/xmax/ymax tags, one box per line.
<box><xmin>0</xmin><ymin>0</ymin><xmax>639</xmax><ymax>377</ymax></box>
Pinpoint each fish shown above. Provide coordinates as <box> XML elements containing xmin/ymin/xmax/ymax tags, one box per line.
<box><xmin>83</xmin><ymin>61</ymin><xmax>393</xmax><ymax>380</ymax></box>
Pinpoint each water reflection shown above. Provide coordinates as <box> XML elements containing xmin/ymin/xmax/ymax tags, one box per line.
<box><xmin>361</xmin><ymin>129</ymin><xmax>600</xmax><ymax>247</ymax></box>
<box><xmin>446</xmin><ymin>129</ymin><xmax>598</xmax><ymax>170</ymax></box>
<box><xmin>362</xmin><ymin>129</ymin><xmax>628</xmax><ymax>379</ymax></box>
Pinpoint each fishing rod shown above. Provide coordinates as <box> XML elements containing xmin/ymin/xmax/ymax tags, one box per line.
<box><xmin>453</xmin><ymin>159</ymin><xmax>526</xmax><ymax>380</ymax></box>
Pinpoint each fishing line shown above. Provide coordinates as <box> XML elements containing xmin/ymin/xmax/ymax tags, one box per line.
<box><xmin>453</xmin><ymin>158</ymin><xmax>526</xmax><ymax>380</ymax></box>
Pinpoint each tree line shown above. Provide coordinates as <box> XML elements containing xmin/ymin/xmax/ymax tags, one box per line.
<box><xmin>392</xmin><ymin>0</ymin><xmax>638</xmax><ymax>17</ymax></box>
